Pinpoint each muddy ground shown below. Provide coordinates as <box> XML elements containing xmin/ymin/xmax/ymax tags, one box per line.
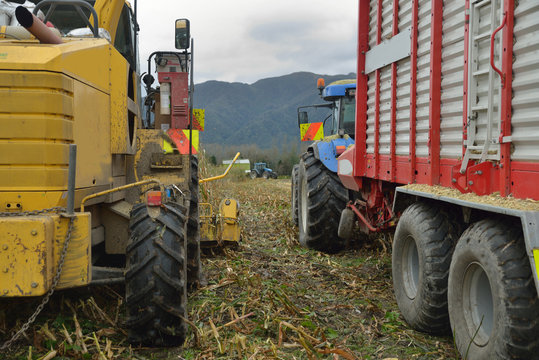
<box><xmin>0</xmin><ymin>177</ymin><xmax>458</xmax><ymax>359</ymax></box>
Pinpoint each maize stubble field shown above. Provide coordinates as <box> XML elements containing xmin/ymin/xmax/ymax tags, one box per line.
<box><xmin>0</xmin><ymin>175</ymin><xmax>457</xmax><ymax>359</ymax></box>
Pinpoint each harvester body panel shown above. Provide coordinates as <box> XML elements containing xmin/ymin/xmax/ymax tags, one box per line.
<box><xmin>0</xmin><ymin>0</ymin><xmax>140</xmax><ymax>297</ymax></box>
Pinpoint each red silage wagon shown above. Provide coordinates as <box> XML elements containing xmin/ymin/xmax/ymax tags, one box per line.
<box><xmin>337</xmin><ymin>0</ymin><xmax>539</xmax><ymax>358</ymax></box>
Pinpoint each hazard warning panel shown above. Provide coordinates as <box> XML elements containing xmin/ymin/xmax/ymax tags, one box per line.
<box><xmin>167</xmin><ymin>129</ymin><xmax>199</xmax><ymax>155</ymax></box>
<box><xmin>192</xmin><ymin>109</ymin><xmax>205</xmax><ymax>131</ymax></box>
<box><xmin>300</xmin><ymin>122</ymin><xmax>324</xmax><ymax>141</ymax></box>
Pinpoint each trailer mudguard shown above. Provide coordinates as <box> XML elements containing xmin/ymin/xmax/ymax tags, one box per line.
<box><xmin>310</xmin><ymin>136</ymin><xmax>354</xmax><ymax>173</ymax></box>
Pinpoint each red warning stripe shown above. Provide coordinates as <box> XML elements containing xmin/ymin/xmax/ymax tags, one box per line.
<box><xmin>302</xmin><ymin>122</ymin><xmax>322</xmax><ymax>141</ymax></box>
<box><xmin>167</xmin><ymin>129</ymin><xmax>198</xmax><ymax>155</ymax></box>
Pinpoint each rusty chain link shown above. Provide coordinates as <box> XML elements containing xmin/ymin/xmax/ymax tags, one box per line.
<box><xmin>0</xmin><ymin>207</ymin><xmax>74</xmax><ymax>351</ymax></box>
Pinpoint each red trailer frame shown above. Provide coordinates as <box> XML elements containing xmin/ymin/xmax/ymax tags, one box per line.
<box><xmin>337</xmin><ymin>1</ymin><xmax>539</xmax><ymax>358</ymax></box>
<box><xmin>341</xmin><ymin>0</ymin><xmax>539</xmax><ymax>200</ymax></box>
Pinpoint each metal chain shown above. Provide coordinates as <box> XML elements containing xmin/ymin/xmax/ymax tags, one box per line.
<box><xmin>0</xmin><ymin>207</ymin><xmax>74</xmax><ymax>351</ymax></box>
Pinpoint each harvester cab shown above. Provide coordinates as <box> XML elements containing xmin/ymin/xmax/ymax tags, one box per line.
<box><xmin>0</xmin><ymin>0</ymin><xmax>202</xmax><ymax>348</ymax></box>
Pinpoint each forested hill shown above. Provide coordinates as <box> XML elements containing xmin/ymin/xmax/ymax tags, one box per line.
<box><xmin>194</xmin><ymin>71</ymin><xmax>355</xmax><ymax>150</ymax></box>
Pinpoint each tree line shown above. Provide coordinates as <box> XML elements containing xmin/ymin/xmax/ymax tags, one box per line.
<box><xmin>202</xmin><ymin>141</ymin><xmax>311</xmax><ymax>177</ymax></box>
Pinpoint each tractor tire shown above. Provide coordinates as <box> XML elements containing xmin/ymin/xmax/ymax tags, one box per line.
<box><xmin>125</xmin><ymin>202</ymin><xmax>188</xmax><ymax>346</ymax></box>
<box><xmin>291</xmin><ymin>164</ymin><xmax>299</xmax><ymax>226</ymax></box>
<box><xmin>298</xmin><ymin>151</ymin><xmax>348</xmax><ymax>253</ymax></box>
<box><xmin>187</xmin><ymin>155</ymin><xmax>202</xmax><ymax>291</ymax></box>
<box><xmin>392</xmin><ymin>202</ymin><xmax>462</xmax><ymax>334</ymax></box>
<box><xmin>448</xmin><ymin>219</ymin><xmax>539</xmax><ymax>360</ymax></box>
<box><xmin>250</xmin><ymin>170</ymin><xmax>258</xmax><ymax>179</ymax></box>
<box><xmin>262</xmin><ymin>171</ymin><xmax>270</xmax><ymax>179</ymax></box>
<box><xmin>271</xmin><ymin>171</ymin><xmax>278</xmax><ymax>179</ymax></box>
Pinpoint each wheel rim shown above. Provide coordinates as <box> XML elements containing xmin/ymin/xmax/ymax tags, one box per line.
<box><xmin>300</xmin><ymin>170</ymin><xmax>308</xmax><ymax>233</ymax></box>
<box><xmin>463</xmin><ymin>262</ymin><xmax>493</xmax><ymax>346</ymax></box>
<box><xmin>402</xmin><ymin>235</ymin><xmax>420</xmax><ymax>300</ymax></box>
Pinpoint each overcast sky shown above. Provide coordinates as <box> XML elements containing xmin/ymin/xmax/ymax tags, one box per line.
<box><xmin>137</xmin><ymin>1</ymin><xmax>357</xmax><ymax>85</ymax></box>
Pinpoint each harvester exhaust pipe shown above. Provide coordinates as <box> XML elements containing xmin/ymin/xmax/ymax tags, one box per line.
<box><xmin>15</xmin><ymin>6</ymin><xmax>62</xmax><ymax>44</ymax></box>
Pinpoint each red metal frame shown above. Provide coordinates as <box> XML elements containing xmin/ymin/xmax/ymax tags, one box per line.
<box><xmin>353</xmin><ymin>0</ymin><xmax>370</xmax><ymax>178</ymax></box>
<box><xmin>499</xmin><ymin>2</ymin><xmax>514</xmax><ymax>197</ymax></box>
<box><xmin>490</xmin><ymin>13</ymin><xmax>507</xmax><ymax>88</ymax></box>
<box><xmin>157</xmin><ymin>70</ymin><xmax>189</xmax><ymax>129</ymax></box>
<box><xmin>347</xmin><ymin>0</ymin><xmax>530</xmax><ymax>203</ymax></box>
<box><xmin>409</xmin><ymin>0</ymin><xmax>419</xmax><ymax>183</ymax></box>
<box><xmin>428</xmin><ymin>0</ymin><xmax>443</xmax><ymax>185</ymax></box>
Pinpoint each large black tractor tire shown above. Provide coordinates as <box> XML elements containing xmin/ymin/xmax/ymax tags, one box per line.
<box><xmin>125</xmin><ymin>202</ymin><xmax>188</xmax><ymax>346</ymax></box>
<box><xmin>297</xmin><ymin>151</ymin><xmax>348</xmax><ymax>253</ymax></box>
<box><xmin>262</xmin><ymin>171</ymin><xmax>270</xmax><ymax>179</ymax></box>
<box><xmin>270</xmin><ymin>171</ymin><xmax>278</xmax><ymax>179</ymax></box>
<box><xmin>291</xmin><ymin>164</ymin><xmax>299</xmax><ymax>226</ymax></box>
<box><xmin>392</xmin><ymin>202</ymin><xmax>462</xmax><ymax>334</ymax></box>
<box><xmin>249</xmin><ymin>170</ymin><xmax>258</xmax><ymax>179</ymax></box>
<box><xmin>448</xmin><ymin>219</ymin><xmax>539</xmax><ymax>359</ymax></box>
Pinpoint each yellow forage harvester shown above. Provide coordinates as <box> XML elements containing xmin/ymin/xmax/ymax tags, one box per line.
<box><xmin>0</xmin><ymin>0</ymin><xmax>203</xmax><ymax>347</ymax></box>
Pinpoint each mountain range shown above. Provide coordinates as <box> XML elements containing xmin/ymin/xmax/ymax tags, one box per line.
<box><xmin>194</xmin><ymin>72</ymin><xmax>356</xmax><ymax>149</ymax></box>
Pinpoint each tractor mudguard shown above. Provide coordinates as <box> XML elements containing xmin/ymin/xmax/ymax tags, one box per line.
<box><xmin>309</xmin><ymin>136</ymin><xmax>355</xmax><ymax>173</ymax></box>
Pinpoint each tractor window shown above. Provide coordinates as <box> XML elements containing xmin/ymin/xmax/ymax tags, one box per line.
<box><xmin>339</xmin><ymin>96</ymin><xmax>356</xmax><ymax>137</ymax></box>
<box><xmin>327</xmin><ymin>104</ymin><xmax>339</xmax><ymax>136</ymax></box>
<box><xmin>114</xmin><ymin>4</ymin><xmax>136</xmax><ymax>68</ymax></box>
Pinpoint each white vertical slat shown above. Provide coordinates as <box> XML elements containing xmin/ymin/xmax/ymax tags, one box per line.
<box><xmin>440</xmin><ymin>0</ymin><xmax>465</xmax><ymax>159</ymax></box>
<box><xmin>366</xmin><ymin>0</ymin><xmax>379</xmax><ymax>154</ymax></box>
<box><xmin>511</xmin><ymin>0</ymin><xmax>539</xmax><ymax>161</ymax></box>
<box><xmin>395</xmin><ymin>1</ymin><xmax>413</xmax><ymax>156</ymax></box>
<box><xmin>378</xmin><ymin>0</ymin><xmax>394</xmax><ymax>155</ymax></box>
<box><xmin>415</xmin><ymin>0</ymin><xmax>432</xmax><ymax>158</ymax></box>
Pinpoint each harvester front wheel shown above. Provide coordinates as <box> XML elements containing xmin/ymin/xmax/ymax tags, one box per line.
<box><xmin>392</xmin><ymin>202</ymin><xmax>461</xmax><ymax>334</ymax></box>
<box><xmin>448</xmin><ymin>220</ymin><xmax>539</xmax><ymax>359</ymax></box>
<box><xmin>125</xmin><ymin>202</ymin><xmax>188</xmax><ymax>346</ymax></box>
<box><xmin>291</xmin><ymin>164</ymin><xmax>299</xmax><ymax>226</ymax></box>
<box><xmin>298</xmin><ymin>151</ymin><xmax>347</xmax><ymax>253</ymax></box>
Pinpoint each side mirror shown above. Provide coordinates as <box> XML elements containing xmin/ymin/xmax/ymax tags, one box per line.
<box><xmin>298</xmin><ymin>111</ymin><xmax>309</xmax><ymax>125</ymax></box>
<box><xmin>175</xmin><ymin>19</ymin><xmax>190</xmax><ymax>50</ymax></box>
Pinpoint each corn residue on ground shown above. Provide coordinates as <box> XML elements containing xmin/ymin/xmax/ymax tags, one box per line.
<box><xmin>0</xmin><ymin>177</ymin><xmax>457</xmax><ymax>359</ymax></box>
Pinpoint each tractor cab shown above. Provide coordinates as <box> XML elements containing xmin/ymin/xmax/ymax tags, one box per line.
<box><xmin>297</xmin><ymin>79</ymin><xmax>356</xmax><ymax>140</ymax></box>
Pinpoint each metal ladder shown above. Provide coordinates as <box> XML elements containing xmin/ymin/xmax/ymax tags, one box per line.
<box><xmin>461</xmin><ymin>0</ymin><xmax>504</xmax><ymax>174</ymax></box>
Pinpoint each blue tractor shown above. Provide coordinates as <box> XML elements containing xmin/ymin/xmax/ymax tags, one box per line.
<box><xmin>291</xmin><ymin>79</ymin><xmax>356</xmax><ymax>252</ymax></box>
<box><xmin>250</xmin><ymin>162</ymin><xmax>278</xmax><ymax>179</ymax></box>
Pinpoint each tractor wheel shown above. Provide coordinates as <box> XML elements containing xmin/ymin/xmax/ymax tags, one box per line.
<box><xmin>298</xmin><ymin>151</ymin><xmax>348</xmax><ymax>253</ymax></box>
<box><xmin>271</xmin><ymin>171</ymin><xmax>278</xmax><ymax>179</ymax></box>
<box><xmin>291</xmin><ymin>164</ymin><xmax>299</xmax><ymax>226</ymax></box>
<box><xmin>262</xmin><ymin>171</ymin><xmax>270</xmax><ymax>179</ymax></box>
<box><xmin>125</xmin><ymin>202</ymin><xmax>188</xmax><ymax>346</ymax></box>
<box><xmin>392</xmin><ymin>202</ymin><xmax>462</xmax><ymax>334</ymax></box>
<box><xmin>250</xmin><ymin>170</ymin><xmax>258</xmax><ymax>179</ymax></box>
<box><xmin>187</xmin><ymin>155</ymin><xmax>202</xmax><ymax>291</ymax></box>
<box><xmin>448</xmin><ymin>219</ymin><xmax>539</xmax><ymax>359</ymax></box>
